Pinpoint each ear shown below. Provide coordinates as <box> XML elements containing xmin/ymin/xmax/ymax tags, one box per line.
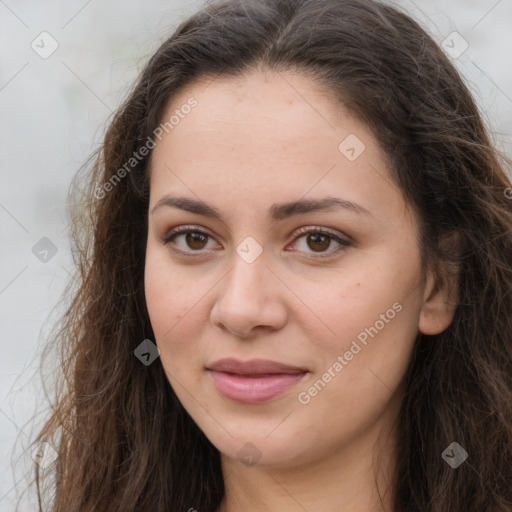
<box><xmin>418</xmin><ymin>234</ymin><xmax>460</xmax><ymax>335</ymax></box>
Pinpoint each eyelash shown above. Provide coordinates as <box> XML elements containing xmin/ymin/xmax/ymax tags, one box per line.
<box><xmin>160</xmin><ymin>225</ymin><xmax>351</xmax><ymax>259</ymax></box>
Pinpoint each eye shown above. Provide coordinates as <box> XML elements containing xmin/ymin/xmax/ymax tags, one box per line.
<box><xmin>287</xmin><ymin>226</ymin><xmax>351</xmax><ymax>258</ymax></box>
<box><xmin>161</xmin><ymin>225</ymin><xmax>351</xmax><ymax>258</ymax></box>
<box><xmin>161</xmin><ymin>225</ymin><xmax>220</xmax><ymax>256</ymax></box>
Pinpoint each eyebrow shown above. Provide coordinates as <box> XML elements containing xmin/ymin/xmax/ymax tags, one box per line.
<box><xmin>151</xmin><ymin>195</ymin><xmax>372</xmax><ymax>220</ymax></box>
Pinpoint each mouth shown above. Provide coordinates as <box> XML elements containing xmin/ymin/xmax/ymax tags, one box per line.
<box><xmin>206</xmin><ymin>358</ymin><xmax>309</xmax><ymax>404</ymax></box>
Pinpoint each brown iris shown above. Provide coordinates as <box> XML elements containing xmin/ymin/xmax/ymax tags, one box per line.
<box><xmin>186</xmin><ymin>232</ymin><xmax>208</xmax><ymax>250</ymax></box>
<box><xmin>306</xmin><ymin>233</ymin><xmax>331</xmax><ymax>252</ymax></box>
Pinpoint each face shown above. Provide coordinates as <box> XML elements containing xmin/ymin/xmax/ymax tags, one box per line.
<box><xmin>144</xmin><ymin>69</ymin><xmax>450</xmax><ymax>468</ymax></box>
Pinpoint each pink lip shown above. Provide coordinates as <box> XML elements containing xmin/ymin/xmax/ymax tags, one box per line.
<box><xmin>206</xmin><ymin>358</ymin><xmax>308</xmax><ymax>404</ymax></box>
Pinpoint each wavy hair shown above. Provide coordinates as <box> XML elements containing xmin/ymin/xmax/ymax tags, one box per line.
<box><xmin>30</xmin><ymin>0</ymin><xmax>512</xmax><ymax>510</ymax></box>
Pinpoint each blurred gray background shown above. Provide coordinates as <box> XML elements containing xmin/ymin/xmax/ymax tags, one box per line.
<box><xmin>1</xmin><ymin>0</ymin><xmax>511</xmax><ymax>509</ymax></box>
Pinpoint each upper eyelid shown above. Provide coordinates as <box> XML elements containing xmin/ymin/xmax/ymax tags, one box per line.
<box><xmin>164</xmin><ymin>224</ymin><xmax>346</xmax><ymax>240</ymax></box>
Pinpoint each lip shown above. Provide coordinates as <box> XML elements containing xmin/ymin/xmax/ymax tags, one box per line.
<box><xmin>207</xmin><ymin>358</ymin><xmax>308</xmax><ymax>375</ymax></box>
<box><xmin>206</xmin><ymin>358</ymin><xmax>308</xmax><ymax>404</ymax></box>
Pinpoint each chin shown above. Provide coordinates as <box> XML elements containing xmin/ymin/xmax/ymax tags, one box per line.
<box><xmin>199</xmin><ymin>421</ymin><xmax>314</xmax><ymax>468</ymax></box>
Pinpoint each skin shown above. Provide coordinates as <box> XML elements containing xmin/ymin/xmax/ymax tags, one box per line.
<box><xmin>144</xmin><ymin>68</ymin><xmax>457</xmax><ymax>512</ymax></box>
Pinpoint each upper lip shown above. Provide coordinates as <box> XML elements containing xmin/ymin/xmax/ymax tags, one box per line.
<box><xmin>207</xmin><ymin>358</ymin><xmax>308</xmax><ymax>375</ymax></box>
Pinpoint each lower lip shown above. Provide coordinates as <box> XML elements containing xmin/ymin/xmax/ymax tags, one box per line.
<box><xmin>208</xmin><ymin>370</ymin><xmax>307</xmax><ymax>403</ymax></box>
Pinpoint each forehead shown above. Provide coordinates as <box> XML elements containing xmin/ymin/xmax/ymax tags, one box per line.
<box><xmin>161</xmin><ymin>69</ymin><xmax>347</xmax><ymax>144</ymax></box>
<box><xmin>148</xmin><ymin>69</ymin><xmax>405</xmax><ymax>224</ymax></box>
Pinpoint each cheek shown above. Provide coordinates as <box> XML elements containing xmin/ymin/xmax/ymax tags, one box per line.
<box><xmin>144</xmin><ymin>249</ymin><xmax>197</xmax><ymax>349</ymax></box>
<box><xmin>144</xmin><ymin>245</ymin><xmax>225</xmax><ymax>388</ymax></box>
<box><xmin>145</xmin><ymin>272</ymin><xmax>179</xmax><ymax>336</ymax></box>
<box><xmin>144</xmin><ymin>270</ymin><xmax>200</xmax><ymax>395</ymax></box>
<box><xmin>292</xmin><ymin>254</ymin><xmax>422</xmax><ymax>381</ymax></box>
<box><xmin>290</xmin><ymin>264</ymin><xmax>408</xmax><ymax>345</ymax></box>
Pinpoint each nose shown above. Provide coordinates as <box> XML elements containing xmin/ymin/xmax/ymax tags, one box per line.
<box><xmin>210</xmin><ymin>251</ymin><xmax>288</xmax><ymax>338</ymax></box>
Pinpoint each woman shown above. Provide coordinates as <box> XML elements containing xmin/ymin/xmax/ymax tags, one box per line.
<box><xmin>32</xmin><ymin>0</ymin><xmax>512</xmax><ymax>510</ymax></box>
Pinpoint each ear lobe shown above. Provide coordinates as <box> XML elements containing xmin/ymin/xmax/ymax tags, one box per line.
<box><xmin>418</xmin><ymin>236</ymin><xmax>460</xmax><ymax>336</ymax></box>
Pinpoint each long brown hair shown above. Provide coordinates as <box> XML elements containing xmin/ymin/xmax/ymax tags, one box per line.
<box><xmin>29</xmin><ymin>0</ymin><xmax>512</xmax><ymax>510</ymax></box>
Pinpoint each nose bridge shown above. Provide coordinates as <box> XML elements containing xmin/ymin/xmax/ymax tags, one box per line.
<box><xmin>211</xmin><ymin>244</ymin><xmax>286</xmax><ymax>336</ymax></box>
<box><xmin>222</xmin><ymin>246</ymin><xmax>268</xmax><ymax>307</ymax></box>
